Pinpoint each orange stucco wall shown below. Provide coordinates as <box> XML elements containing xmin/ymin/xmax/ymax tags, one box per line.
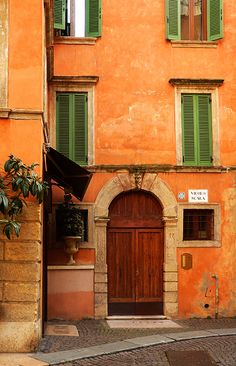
<box><xmin>8</xmin><ymin>0</ymin><xmax>44</xmax><ymax>110</ymax></box>
<box><xmin>0</xmin><ymin>119</ymin><xmax>43</xmax><ymax>165</ymax></box>
<box><xmin>53</xmin><ymin>1</ymin><xmax>236</xmax><ymax>166</ymax></box>
<box><xmin>51</xmin><ymin>0</ymin><xmax>236</xmax><ymax>319</ymax></box>
<box><xmin>47</xmin><ymin>269</ymin><xmax>94</xmax><ymax>319</ymax></box>
<box><xmin>1</xmin><ymin>0</ymin><xmax>45</xmax><ymax>162</ymax></box>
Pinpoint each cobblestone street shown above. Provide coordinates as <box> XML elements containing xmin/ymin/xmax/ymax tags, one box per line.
<box><xmin>39</xmin><ymin>318</ymin><xmax>236</xmax><ymax>353</ymax></box>
<box><xmin>54</xmin><ymin>336</ymin><xmax>236</xmax><ymax>366</ymax></box>
<box><xmin>34</xmin><ymin>319</ymin><xmax>236</xmax><ymax>366</ymax></box>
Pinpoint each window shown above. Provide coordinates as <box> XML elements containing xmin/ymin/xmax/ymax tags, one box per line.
<box><xmin>166</xmin><ymin>0</ymin><xmax>223</xmax><ymax>41</ymax></box>
<box><xmin>170</xmin><ymin>80</ymin><xmax>223</xmax><ymax>167</ymax></box>
<box><xmin>182</xmin><ymin>94</ymin><xmax>212</xmax><ymax>166</ymax></box>
<box><xmin>183</xmin><ymin>209</ymin><xmax>214</xmax><ymax>240</ymax></box>
<box><xmin>56</xmin><ymin>207</ymin><xmax>88</xmax><ymax>241</ymax></box>
<box><xmin>56</xmin><ymin>92</ymin><xmax>88</xmax><ymax>165</ymax></box>
<box><xmin>54</xmin><ymin>0</ymin><xmax>101</xmax><ymax>37</ymax></box>
<box><xmin>178</xmin><ymin>204</ymin><xmax>220</xmax><ymax>247</ymax></box>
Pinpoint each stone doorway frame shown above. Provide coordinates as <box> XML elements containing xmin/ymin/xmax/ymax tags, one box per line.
<box><xmin>94</xmin><ymin>173</ymin><xmax>178</xmax><ymax>318</ymax></box>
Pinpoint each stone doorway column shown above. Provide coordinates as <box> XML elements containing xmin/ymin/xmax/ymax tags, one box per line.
<box><xmin>94</xmin><ymin>217</ymin><xmax>109</xmax><ymax>318</ymax></box>
<box><xmin>163</xmin><ymin>216</ymin><xmax>178</xmax><ymax>318</ymax></box>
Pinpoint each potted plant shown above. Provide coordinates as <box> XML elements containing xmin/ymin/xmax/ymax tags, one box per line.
<box><xmin>57</xmin><ymin>193</ymin><xmax>83</xmax><ymax>264</ymax></box>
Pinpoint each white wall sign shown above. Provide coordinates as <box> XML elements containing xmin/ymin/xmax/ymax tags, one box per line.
<box><xmin>188</xmin><ymin>189</ymin><xmax>208</xmax><ymax>203</ymax></box>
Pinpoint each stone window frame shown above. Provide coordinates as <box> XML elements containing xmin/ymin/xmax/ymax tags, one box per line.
<box><xmin>170</xmin><ymin>80</ymin><xmax>223</xmax><ymax>167</ymax></box>
<box><xmin>178</xmin><ymin>203</ymin><xmax>221</xmax><ymax>247</ymax></box>
<box><xmin>49</xmin><ymin>77</ymin><xmax>98</xmax><ymax>166</ymax></box>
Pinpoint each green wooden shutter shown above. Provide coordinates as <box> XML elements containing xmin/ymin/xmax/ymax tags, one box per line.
<box><xmin>56</xmin><ymin>93</ymin><xmax>71</xmax><ymax>159</ymax></box>
<box><xmin>54</xmin><ymin>0</ymin><xmax>66</xmax><ymax>30</ymax></box>
<box><xmin>166</xmin><ymin>0</ymin><xmax>180</xmax><ymax>40</ymax></box>
<box><xmin>182</xmin><ymin>95</ymin><xmax>196</xmax><ymax>165</ymax></box>
<box><xmin>197</xmin><ymin>95</ymin><xmax>212</xmax><ymax>165</ymax></box>
<box><xmin>73</xmin><ymin>94</ymin><xmax>88</xmax><ymax>165</ymax></box>
<box><xmin>85</xmin><ymin>0</ymin><xmax>102</xmax><ymax>37</ymax></box>
<box><xmin>207</xmin><ymin>0</ymin><xmax>223</xmax><ymax>40</ymax></box>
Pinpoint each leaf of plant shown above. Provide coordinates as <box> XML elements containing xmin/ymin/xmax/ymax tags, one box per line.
<box><xmin>4</xmin><ymin>159</ymin><xmax>13</xmax><ymax>172</ymax></box>
<box><xmin>3</xmin><ymin>223</ymin><xmax>13</xmax><ymax>240</ymax></box>
<box><xmin>2</xmin><ymin>195</ymin><xmax>9</xmax><ymax>212</ymax></box>
<box><xmin>30</xmin><ymin>181</ymin><xmax>37</xmax><ymax>196</ymax></box>
<box><xmin>22</xmin><ymin>182</ymin><xmax>30</xmax><ymax>198</ymax></box>
<box><xmin>11</xmin><ymin>221</ymin><xmax>21</xmax><ymax>237</ymax></box>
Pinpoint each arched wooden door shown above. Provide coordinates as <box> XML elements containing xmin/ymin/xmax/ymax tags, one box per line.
<box><xmin>107</xmin><ymin>190</ymin><xmax>164</xmax><ymax>315</ymax></box>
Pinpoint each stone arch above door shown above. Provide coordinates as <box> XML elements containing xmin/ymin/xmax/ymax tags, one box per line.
<box><xmin>95</xmin><ymin>173</ymin><xmax>177</xmax><ymax>217</ymax></box>
<box><xmin>94</xmin><ymin>173</ymin><xmax>178</xmax><ymax>319</ymax></box>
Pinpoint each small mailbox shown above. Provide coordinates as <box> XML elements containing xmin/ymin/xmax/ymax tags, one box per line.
<box><xmin>181</xmin><ymin>253</ymin><xmax>192</xmax><ymax>270</ymax></box>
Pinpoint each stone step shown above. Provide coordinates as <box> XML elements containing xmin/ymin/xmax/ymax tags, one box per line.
<box><xmin>106</xmin><ymin>315</ymin><xmax>167</xmax><ymax>320</ymax></box>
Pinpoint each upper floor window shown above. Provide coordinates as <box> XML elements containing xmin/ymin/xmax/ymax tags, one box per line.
<box><xmin>56</xmin><ymin>92</ymin><xmax>88</xmax><ymax>165</ymax></box>
<box><xmin>166</xmin><ymin>0</ymin><xmax>223</xmax><ymax>41</ymax></box>
<box><xmin>54</xmin><ymin>0</ymin><xmax>101</xmax><ymax>37</ymax></box>
<box><xmin>182</xmin><ymin>94</ymin><xmax>212</xmax><ymax>166</ymax></box>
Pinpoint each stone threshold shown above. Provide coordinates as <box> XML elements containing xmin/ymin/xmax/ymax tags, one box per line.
<box><xmin>106</xmin><ymin>315</ymin><xmax>167</xmax><ymax>320</ymax></box>
<box><xmin>32</xmin><ymin>328</ymin><xmax>236</xmax><ymax>365</ymax></box>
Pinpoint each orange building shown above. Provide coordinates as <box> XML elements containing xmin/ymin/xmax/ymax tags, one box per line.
<box><xmin>1</xmin><ymin>0</ymin><xmax>236</xmax><ymax>353</ymax></box>
<box><xmin>0</xmin><ymin>0</ymin><xmax>46</xmax><ymax>352</ymax></box>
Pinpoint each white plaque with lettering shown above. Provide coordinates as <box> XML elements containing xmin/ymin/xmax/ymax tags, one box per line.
<box><xmin>188</xmin><ymin>189</ymin><xmax>208</xmax><ymax>203</ymax></box>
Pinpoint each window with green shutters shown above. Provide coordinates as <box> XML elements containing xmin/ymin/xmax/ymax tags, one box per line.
<box><xmin>181</xmin><ymin>94</ymin><xmax>212</xmax><ymax>166</ymax></box>
<box><xmin>166</xmin><ymin>0</ymin><xmax>223</xmax><ymax>41</ymax></box>
<box><xmin>56</xmin><ymin>93</ymin><xmax>88</xmax><ymax>165</ymax></box>
<box><xmin>54</xmin><ymin>0</ymin><xmax>101</xmax><ymax>37</ymax></box>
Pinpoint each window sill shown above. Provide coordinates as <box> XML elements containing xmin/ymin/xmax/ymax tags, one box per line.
<box><xmin>54</xmin><ymin>36</ymin><xmax>98</xmax><ymax>45</ymax></box>
<box><xmin>171</xmin><ymin>40</ymin><xmax>218</xmax><ymax>48</ymax></box>
<box><xmin>178</xmin><ymin>240</ymin><xmax>221</xmax><ymax>248</ymax></box>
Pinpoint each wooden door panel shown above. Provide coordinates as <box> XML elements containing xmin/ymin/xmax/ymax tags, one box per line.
<box><xmin>107</xmin><ymin>191</ymin><xmax>164</xmax><ymax>315</ymax></box>
<box><xmin>107</xmin><ymin>229</ymin><xmax>135</xmax><ymax>303</ymax></box>
<box><xmin>136</xmin><ymin>230</ymin><xmax>163</xmax><ymax>303</ymax></box>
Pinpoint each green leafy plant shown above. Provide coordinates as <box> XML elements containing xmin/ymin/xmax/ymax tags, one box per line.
<box><xmin>57</xmin><ymin>194</ymin><xmax>83</xmax><ymax>237</ymax></box>
<box><xmin>0</xmin><ymin>155</ymin><xmax>48</xmax><ymax>239</ymax></box>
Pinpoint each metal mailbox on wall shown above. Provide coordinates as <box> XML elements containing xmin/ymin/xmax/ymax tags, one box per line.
<box><xmin>181</xmin><ymin>253</ymin><xmax>193</xmax><ymax>270</ymax></box>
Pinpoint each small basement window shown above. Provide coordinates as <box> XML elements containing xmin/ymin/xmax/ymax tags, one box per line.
<box><xmin>183</xmin><ymin>209</ymin><xmax>214</xmax><ymax>240</ymax></box>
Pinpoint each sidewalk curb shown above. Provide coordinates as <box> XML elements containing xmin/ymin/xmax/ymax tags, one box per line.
<box><xmin>32</xmin><ymin>328</ymin><xmax>236</xmax><ymax>365</ymax></box>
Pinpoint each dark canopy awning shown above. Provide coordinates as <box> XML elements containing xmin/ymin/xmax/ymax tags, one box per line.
<box><xmin>45</xmin><ymin>147</ymin><xmax>92</xmax><ymax>201</ymax></box>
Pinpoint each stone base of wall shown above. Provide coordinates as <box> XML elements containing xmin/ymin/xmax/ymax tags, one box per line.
<box><xmin>0</xmin><ymin>203</ymin><xmax>42</xmax><ymax>352</ymax></box>
<box><xmin>0</xmin><ymin>320</ymin><xmax>41</xmax><ymax>352</ymax></box>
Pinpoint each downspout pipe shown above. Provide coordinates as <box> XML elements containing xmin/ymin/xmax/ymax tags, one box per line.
<box><xmin>212</xmin><ymin>274</ymin><xmax>219</xmax><ymax>319</ymax></box>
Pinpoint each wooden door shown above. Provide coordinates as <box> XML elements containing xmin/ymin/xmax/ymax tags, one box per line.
<box><xmin>107</xmin><ymin>191</ymin><xmax>164</xmax><ymax>315</ymax></box>
<box><xmin>108</xmin><ymin>229</ymin><xmax>136</xmax><ymax>314</ymax></box>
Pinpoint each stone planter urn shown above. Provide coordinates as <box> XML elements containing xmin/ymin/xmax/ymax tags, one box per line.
<box><xmin>64</xmin><ymin>236</ymin><xmax>81</xmax><ymax>265</ymax></box>
<box><xmin>58</xmin><ymin>194</ymin><xmax>84</xmax><ymax>265</ymax></box>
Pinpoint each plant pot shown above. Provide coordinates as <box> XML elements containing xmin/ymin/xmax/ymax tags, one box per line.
<box><xmin>63</xmin><ymin>236</ymin><xmax>81</xmax><ymax>265</ymax></box>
